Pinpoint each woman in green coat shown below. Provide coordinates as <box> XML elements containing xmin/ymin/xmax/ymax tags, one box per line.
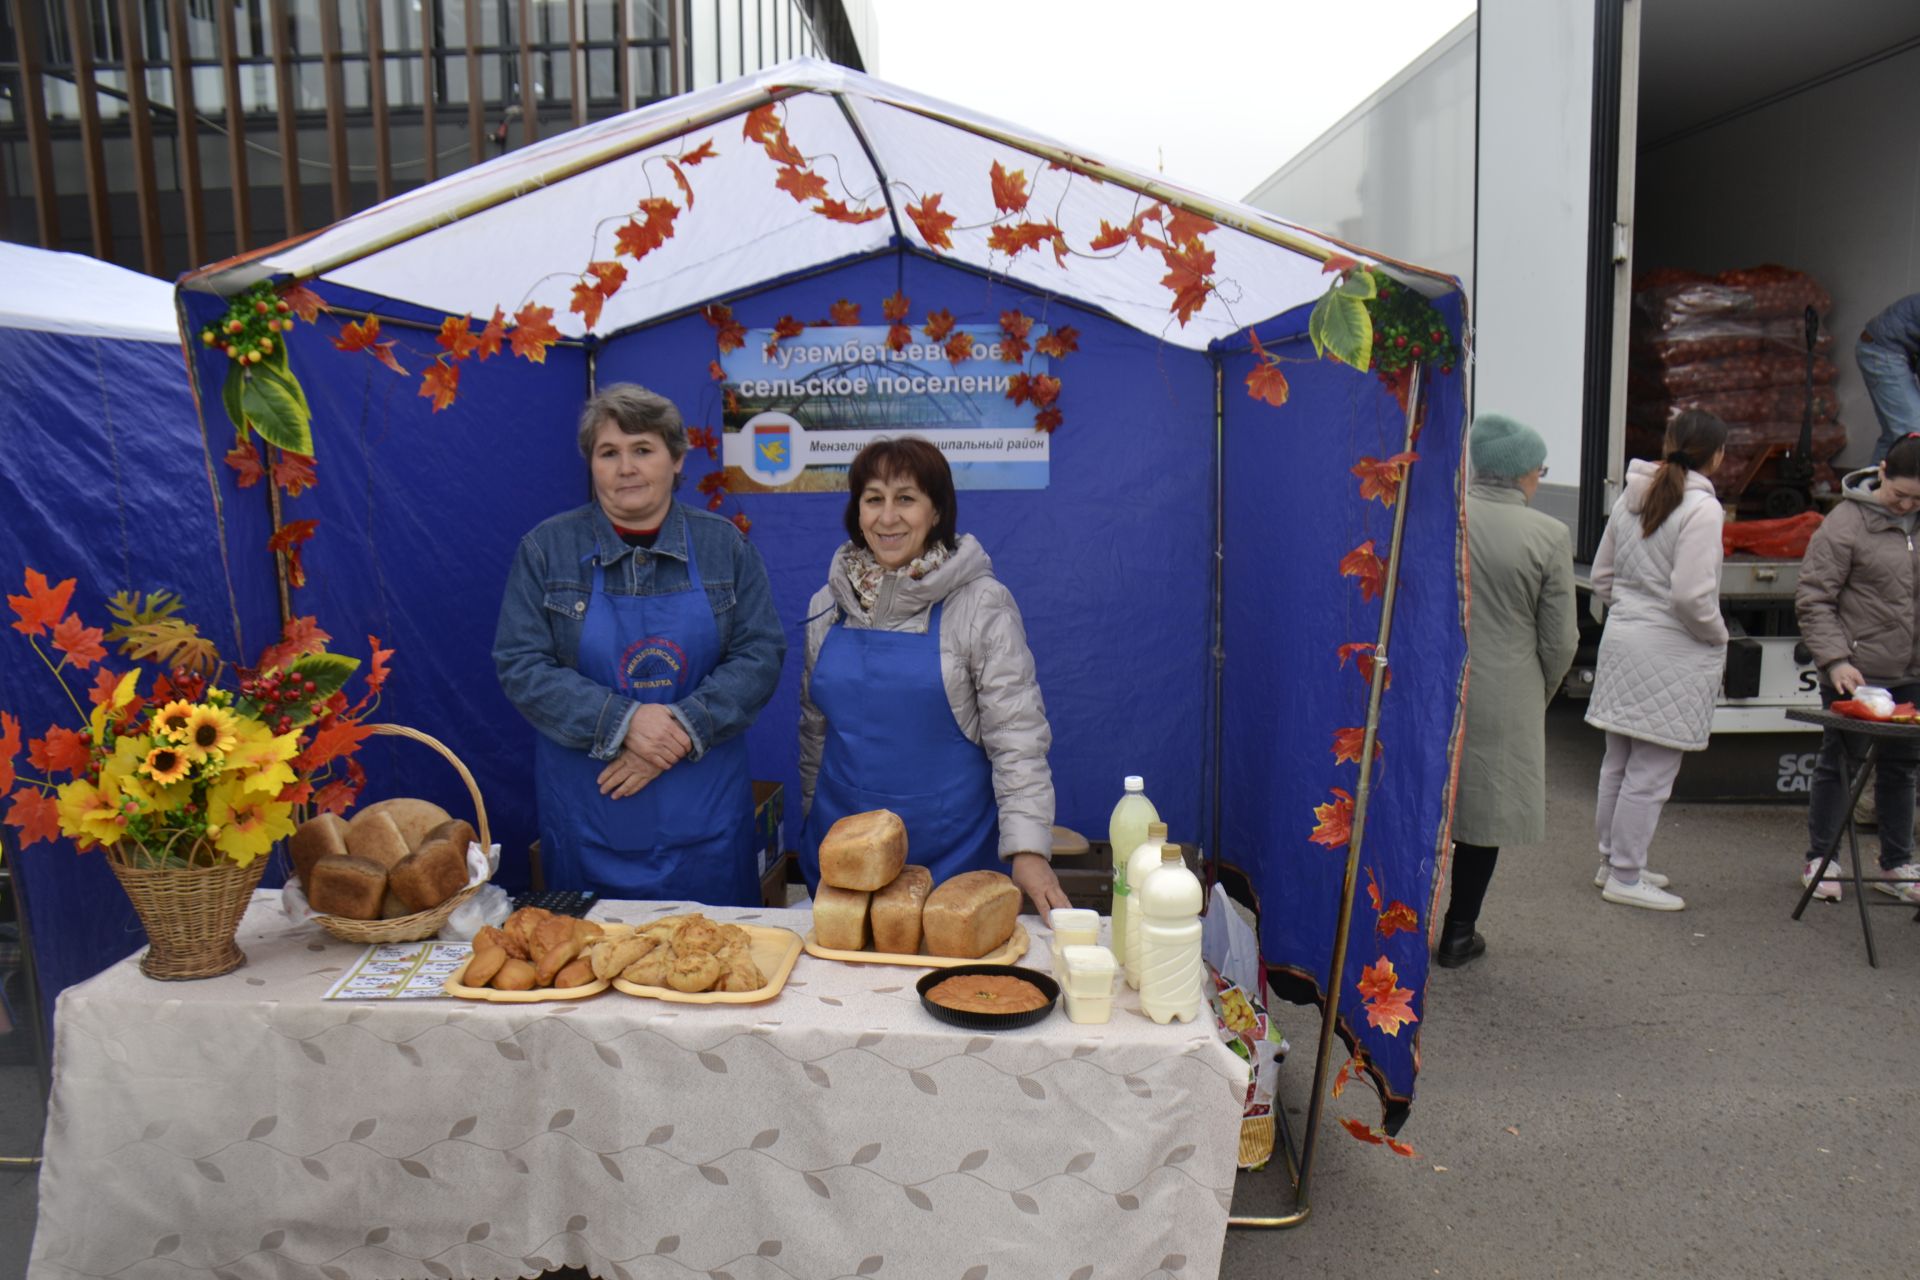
<box><xmin>1440</xmin><ymin>414</ymin><xmax>1579</xmax><ymax>966</ymax></box>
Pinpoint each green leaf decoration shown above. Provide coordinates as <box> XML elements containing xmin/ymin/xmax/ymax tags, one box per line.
<box><xmin>281</xmin><ymin>653</ymin><xmax>361</xmax><ymax>724</ymax></box>
<box><xmin>222</xmin><ymin>364</ymin><xmax>248</xmax><ymax>437</ymax></box>
<box><xmin>1337</xmin><ymin>269</ymin><xmax>1379</xmax><ymax>301</ymax></box>
<box><xmin>240</xmin><ymin>364</ymin><xmax>315</xmax><ymax>455</ymax></box>
<box><xmin>1310</xmin><ymin>287</ymin><xmax>1374</xmax><ymax>373</ymax></box>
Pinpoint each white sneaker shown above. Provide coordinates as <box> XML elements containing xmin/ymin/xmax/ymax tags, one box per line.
<box><xmin>1801</xmin><ymin>857</ymin><xmax>1843</xmax><ymax>902</ymax></box>
<box><xmin>1871</xmin><ymin>861</ymin><xmax>1920</xmax><ymax>903</ymax></box>
<box><xmin>1594</xmin><ymin>865</ymin><xmax>1669</xmax><ymax>889</ymax></box>
<box><xmin>1601</xmin><ymin>875</ymin><xmax>1686</xmax><ymax>911</ymax></box>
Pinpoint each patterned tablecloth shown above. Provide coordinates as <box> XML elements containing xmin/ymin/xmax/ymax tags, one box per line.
<box><xmin>31</xmin><ymin>894</ymin><xmax>1248</xmax><ymax>1280</ymax></box>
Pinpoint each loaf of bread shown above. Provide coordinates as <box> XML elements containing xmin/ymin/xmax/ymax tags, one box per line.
<box><xmin>922</xmin><ymin>870</ymin><xmax>1021</xmax><ymax>959</ymax></box>
<box><xmin>812</xmin><ymin>883</ymin><xmax>871</xmax><ymax>951</ymax></box>
<box><xmin>819</xmin><ymin>809</ymin><xmax>907</xmax><ymax>891</ymax></box>
<box><xmin>389</xmin><ymin>818</ymin><xmax>476</xmax><ymax>912</ymax></box>
<box><xmin>870</xmin><ymin>865</ymin><xmax>933</xmax><ymax>954</ymax></box>
<box><xmin>379</xmin><ymin>889</ymin><xmax>413</xmax><ymax>919</ymax></box>
<box><xmin>289</xmin><ymin>813</ymin><xmax>350</xmax><ymax>892</ymax></box>
<box><xmin>307</xmin><ymin>856</ymin><xmax>389</xmax><ymax>920</ymax></box>
<box><xmin>350</xmin><ymin>798</ymin><xmax>454</xmax><ymax>852</ymax></box>
<box><xmin>343</xmin><ymin>810</ymin><xmax>410</xmax><ymax>872</ymax></box>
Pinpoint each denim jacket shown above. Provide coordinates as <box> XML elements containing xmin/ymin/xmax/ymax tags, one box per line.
<box><xmin>493</xmin><ymin>500</ymin><xmax>785</xmax><ymax>762</ymax></box>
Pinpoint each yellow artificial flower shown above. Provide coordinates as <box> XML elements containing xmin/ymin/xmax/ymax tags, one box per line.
<box><xmin>203</xmin><ymin>777</ymin><xmax>295</xmax><ymax>867</ymax></box>
<box><xmin>142</xmin><ymin>742</ymin><xmax>193</xmax><ymax>786</ymax></box>
<box><xmin>55</xmin><ymin>776</ymin><xmax>131</xmax><ymax>849</ymax></box>
<box><xmin>181</xmin><ymin>705</ymin><xmax>240</xmax><ymax>760</ymax></box>
<box><xmin>151</xmin><ymin>700</ymin><xmax>196</xmax><ymax>741</ymax></box>
<box><xmin>89</xmin><ymin>668</ymin><xmax>142</xmax><ymax>741</ymax></box>
<box><xmin>223</xmin><ymin>720</ymin><xmax>302</xmax><ymax>796</ymax></box>
<box><xmin>103</xmin><ymin>737</ymin><xmax>189</xmax><ymax>817</ymax></box>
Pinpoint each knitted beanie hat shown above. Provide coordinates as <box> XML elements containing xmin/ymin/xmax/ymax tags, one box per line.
<box><xmin>1469</xmin><ymin>413</ymin><xmax>1547</xmax><ymax>479</ymax></box>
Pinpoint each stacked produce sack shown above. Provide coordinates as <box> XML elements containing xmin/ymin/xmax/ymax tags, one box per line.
<box><xmin>1628</xmin><ymin>264</ymin><xmax>1849</xmax><ymax>500</ymax></box>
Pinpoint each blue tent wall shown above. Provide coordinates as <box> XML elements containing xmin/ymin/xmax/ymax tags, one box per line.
<box><xmin>1218</xmin><ymin>293</ymin><xmax>1469</xmax><ymax>1126</ymax></box>
<box><xmin>0</xmin><ymin>323</ymin><xmax>246</xmax><ymax>1015</ymax></box>
<box><xmin>592</xmin><ymin>251</ymin><xmax>1219</xmax><ymax>854</ymax></box>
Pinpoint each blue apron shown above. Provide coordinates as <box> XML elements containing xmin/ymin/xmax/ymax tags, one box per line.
<box><xmin>801</xmin><ymin>600</ymin><xmax>999</xmax><ymax>890</ymax></box>
<box><xmin>534</xmin><ymin>541</ymin><xmax>758</xmax><ymax>906</ymax></box>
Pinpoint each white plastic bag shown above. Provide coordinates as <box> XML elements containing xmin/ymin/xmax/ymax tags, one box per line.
<box><xmin>1854</xmin><ymin>685</ymin><xmax>1895</xmax><ymax>719</ymax></box>
<box><xmin>440</xmin><ymin>884</ymin><xmax>513</xmax><ymax>940</ymax></box>
<box><xmin>1202</xmin><ymin>883</ymin><xmax>1261</xmax><ymax>995</ymax></box>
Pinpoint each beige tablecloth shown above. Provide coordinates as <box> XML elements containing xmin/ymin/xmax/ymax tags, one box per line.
<box><xmin>31</xmin><ymin>894</ymin><xmax>1247</xmax><ymax>1280</ymax></box>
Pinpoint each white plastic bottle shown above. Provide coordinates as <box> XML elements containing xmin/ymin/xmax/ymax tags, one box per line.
<box><xmin>1138</xmin><ymin>843</ymin><xmax>1204</xmax><ymax>1025</ymax></box>
<box><xmin>1107</xmin><ymin>777</ymin><xmax>1159</xmax><ymax>967</ymax></box>
<box><xmin>1123</xmin><ymin>822</ymin><xmax>1169</xmax><ymax>989</ymax></box>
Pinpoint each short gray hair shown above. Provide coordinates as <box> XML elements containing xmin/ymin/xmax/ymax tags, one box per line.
<box><xmin>577</xmin><ymin>383</ymin><xmax>688</xmax><ymax>460</ymax></box>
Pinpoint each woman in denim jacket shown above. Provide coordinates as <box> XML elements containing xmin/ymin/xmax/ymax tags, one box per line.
<box><xmin>494</xmin><ymin>384</ymin><xmax>784</xmax><ymax>905</ymax></box>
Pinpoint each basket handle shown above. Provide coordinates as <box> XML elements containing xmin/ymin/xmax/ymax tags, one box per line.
<box><xmin>365</xmin><ymin>723</ymin><xmax>492</xmax><ymax>851</ymax></box>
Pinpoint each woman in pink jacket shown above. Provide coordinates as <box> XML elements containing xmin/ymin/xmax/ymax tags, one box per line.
<box><xmin>1585</xmin><ymin>411</ymin><xmax>1729</xmax><ymax>911</ymax></box>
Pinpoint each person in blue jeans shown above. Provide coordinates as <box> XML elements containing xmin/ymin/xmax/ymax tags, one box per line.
<box><xmin>494</xmin><ymin>384</ymin><xmax>785</xmax><ymax>906</ymax></box>
<box><xmin>1860</xmin><ymin>293</ymin><xmax>1920</xmax><ymax>464</ymax></box>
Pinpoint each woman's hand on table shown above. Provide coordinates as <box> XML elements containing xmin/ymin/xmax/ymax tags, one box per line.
<box><xmin>597</xmin><ymin>749</ymin><xmax>663</xmax><ymax>798</ymax></box>
<box><xmin>1009</xmin><ymin>852</ymin><xmax>1072</xmax><ymax>926</ymax></box>
<box><xmin>1829</xmin><ymin>662</ymin><xmax>1865</xmax><ymax>696</ymax></box>
<box><xmin>624</xmin><ymin>703</ymin><xmax>692</xmax><ymax>771</ymax></box>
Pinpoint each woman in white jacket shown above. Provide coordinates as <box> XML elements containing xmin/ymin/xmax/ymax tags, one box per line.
<box><xmin>1585</xmin><ymin>410</ymin><xmax>1729</xmax><ymax>911</ymax></box>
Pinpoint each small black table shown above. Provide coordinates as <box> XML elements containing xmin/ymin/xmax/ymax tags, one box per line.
<box><xmin>1787</xmin><ymin>707</ymin><xmax>1920</xmax><ymax>966</ymax></box>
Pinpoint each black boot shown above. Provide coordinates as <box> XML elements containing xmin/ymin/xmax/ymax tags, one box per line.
<box><xmin>1434</xmin><ymin>919</ymin><xmax>1485</xmax><ymax>968</ymax></box>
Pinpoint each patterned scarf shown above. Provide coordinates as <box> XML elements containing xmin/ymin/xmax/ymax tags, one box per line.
<box><xmin>843</xmin><ymin>541</ymin><xmax>954</xmax><ymax>616</ymax></box>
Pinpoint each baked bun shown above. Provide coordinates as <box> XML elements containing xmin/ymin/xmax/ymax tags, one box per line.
<box><xmin>818</xmin><ymin>809</ymin><xmax>907</xmax><ymax>891</ymax></box>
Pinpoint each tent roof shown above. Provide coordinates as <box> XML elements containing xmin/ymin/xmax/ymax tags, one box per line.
<box><xmin>2</xmin><ymin>241</ymin><xmax>180</xmax><ymax>343</ymax></box>
<box><xmin>185</xmin><ymin>58</ymin><xmax>1458</xmax><ymax>351</ymax></box>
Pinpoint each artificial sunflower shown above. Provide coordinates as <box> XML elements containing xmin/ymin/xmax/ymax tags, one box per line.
<box><xmin>203</xmin><ymin>777</ymin><xmax>296</xmax><ymax>867</ymax></box>
<box><xmin>182</xmin><ymin>704</ymin><xmax>240</xmax><ymax>759</ymax></box>
<box><xmin>151</xmin><ymin>699</ymin><xmax>196</xmax><ymax>741</ymax></box>
<box><xmin>142</xmin><ymin>742</ymin><xmax>193</xmax><ymax>786</ymax></box>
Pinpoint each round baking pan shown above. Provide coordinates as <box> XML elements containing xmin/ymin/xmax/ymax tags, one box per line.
<box><xmin>917</xmin><ymin>964</ymin><xmax>1060</xmax><ymax>1030</ymax></box>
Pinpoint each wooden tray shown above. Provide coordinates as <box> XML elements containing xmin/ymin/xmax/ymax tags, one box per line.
<box><xmin>803</xmin><ymin>921</ymin><xmax>1030</xmax><ymax>970</ymax></box>
<box><xmin>443</xmin><ymin>952</ymin><xmax>610</xmax><ymax>1003</ymax></box>
<box><xmin>610</xmin><ymin>924</ymin><xmax>803</xmax><ymax>1005</ymax></box>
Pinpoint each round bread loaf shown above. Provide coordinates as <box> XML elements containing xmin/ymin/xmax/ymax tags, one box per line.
<box><xmin>349</xmin><ymin>798</ymin><xmax>454</xmax><ymax>853</ymax></box>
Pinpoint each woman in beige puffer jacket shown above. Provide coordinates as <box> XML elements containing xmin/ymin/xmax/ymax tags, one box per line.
<box><xmin>1793</xmin><ymin>434</ymin><xmax>1920</xmax><ymax>904</ymax></box>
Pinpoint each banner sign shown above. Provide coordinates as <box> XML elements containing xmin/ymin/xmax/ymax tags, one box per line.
<box><xmin>719</xmin><ymin>325</ymin><xmax>1052</xmax><ymax>491</ymax></box>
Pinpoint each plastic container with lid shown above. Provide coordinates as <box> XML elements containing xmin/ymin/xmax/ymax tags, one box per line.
<box><xmin>1047</xmin><ymin>908</ymin><xmax>1100</xmax><ymax>977</ymax></box>
<box><xmin>1107</xmin><ymin>776</ymin><xmax>1159</xmax><ymax>966</ymax></box>
<box><xmin>1059</xmin><ymin>944</ymin><xmax>1118</xmax><ymax>1023</ymax></box>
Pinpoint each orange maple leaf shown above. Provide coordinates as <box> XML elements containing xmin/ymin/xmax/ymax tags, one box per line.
<box><xmin>509</xmin><ymin>304</ymin><xmax>562</xmax><ymax>364</ymax></box>
<box><xmin>1340</xmin><ymin>1117</ymin><xmax>1384</xmax><ymax>1145</ymax></box>
<box><xmin>697</xmin><ymin>471</ymin><xmax>732</xmax><ymax>498</ymax></box>
<box><xmin>255</xmin><ymin>617</ymin><xmax>330</xmax><ymax>675</ymax></box>
<box><xmin>276</xmin><ymin>779</ymin><xmax>314</xmax><ymax>808</ymax></box>
<box><xmin>1336</xmin><ymin>642</ymin><xmax>1392</xmax><ymax>690</ymax></box>
<box><xmin>813</xmin><ymin>197</ymin><xmax>886</xmax><ymax>225</ymax></box>
<box><xmin>742</xmin><ymin>104</ymin><xmax>781</xmax><ymax>145</ymax></box>
<box><xmin>1332</xmin><ymin>726</ymin><xmax>1382</xmax><ymax>767</ymax></box>
<box><xmin>922</xmin><ymin>309</ymin><xmax>956</xmax><ymax>342</ymax></box>
<box><xmin>51</xmin><ymin>614</ymin><xmax>106</xmax><ymax>670</ymax></box>
<box><xmin>999</xmin><ymin>331</ymin><xmax>1029</xmax><ymax>364</ymax></box>
<box><xmin>1088</xmin><ymin>220</ymin><xmax>1132</xmax><ymax>252</ymax></box>
<box><xmin>436</xmin><ymin>315</ymin><xmax>480</xmax><ymax>360</ymax></box>
<box><xmin>1364</xmin><ymin>866</ymin><xmax>1384</xmax><ymax>912</ymax></box>
<box><xmin>1246</xmin><ymin>359</ymin><xmax>1290</xmax><ymax>407</ymax></box>
<box><xmin>775</xmin><ymin>165</ymin><xmax>829</xmax><ymax>204</ymax></box>
<box><xmin>85</xmin><ymin>666</ymin><xmax>127</xmax><ymax>709</ymax></box>
<box><xmin>1006</xmin><ymin>373</ymin><xmax>1034</xmax><ymax>407</ymax></box>
<box><xmin>612</xmin><ymin>218</ymin><xmax>659</xmax><ymax>260</ymax></box>
<box><xmin>944</xmin><ymin>331</ymin><xmax>976</xmax><ymax>366</ymax></box>
<box><xmin>0</xmin><ymin>713</ymin><xmax>17</xmax><ymax>793</ymax></box>
<box><xmin>1322</xmin><ymin>253</ymin><xmax>1362</xmax><ymax>276</ymax></box>
<box><xmin>5</xmin><ymin>787</ymin><xmax>61</xmax><ymax>849</ymax></box>
<box><xmin>703</xmin><ymin>303</ymin><xmax>747</xmax><ymax>354</ymax></box>
<box><xmin>989</xmin><ymin>160</ymin><xmax>1029</xmax><ymax>214</ymax></box>
<box><xmin>295</xmin><ymin>719</ymin><xmax>375</xmax><ymax>772</ymax></box>
<box><xmin>474</xmin><ymin>307</ymin><xmax>506</xmax><ymax>361</ymax></box>
<box><xmin>679</xmin><ymin>139</ymin><xmax>718</xmax><ymax>166</ymax></box>
<box><xmin>1034</xmin><ymin>326</ymin><xmax>1079</xmax><ymax>358</ymax></box>
<box><xmin>1160</xmin><ymin>241</ymin><xmax>1216</xmax><ymax>327</ymax></box>
<box><xmin>587</xmin><ymin>260</ymin><xmax>628</xmax><ymax>298</ymax></box>
<box><xmin>1034</xmin><ymin>407</ymin><xmax>1063</xmax><ymax>434</ymax></box>
<box><xmin>830</xmin><ymin>299</ymin><xmax>861</xmax><ymax>326</ymax></box>
<box><xmin>1000</xmin><ymin>310</ymin><xmax>1033</xmax><ymax>339</ymax></box>
<box><xmin>731</xmin><ymin>512</ymin><xmax>752</xmax><ymax>536</ymax></box>
<box><xmin>1331</xmin><ymin>1056</ymin><xmax>1359</xmax><ymax>1100</ymax></box>
<box><xmin>665</xmin><ymin>157</ymin><xmax>695</xmax><ymax>208</ymax></box>
<box><xmin>1309</xmin><ymin>788</ymin><xmax>1353</xmax><ymax>849</ymax></box>
<box><xmin>333</xmin><ymin>316</ymin><xmax>408</xmax><ymax>374</ymax></box>
<box><xmin>887</xmin><ymin>323</ymin><xmax>911</xmax><ymax>353</ymax></box>
<box><xmin>419</xmin><ymin>360</ymin><xmax>460</xmax><ymax>412</ymax></box>
<box><xmin>689</xmin><ymin>427</ymin><xmax>720</xmax><ymax>459</ymax></box>
<box><xmin>362</xmin><ymin>634</ymin><xmax>394</xmax><ymax>696</ymax></box>
<box><xmin>986</xmin><ymin>220</ymin><xmax>1062</xmax><ymax>260</ymax></box>
<box><xmin>310</xmin><ymin>776</ymin><xmax>360</xmax><ymax>817</ymax></box>
<box><xmin>273</xmin><ymin>450</ymin><xmax>317</xmax><ymax>498</ymax></box>
<box><xmin>908</xmin><ymin>193</ymin><xmax>956</xmax><ymax>249</ymax></box>
<box><xmin>267</xmin><ymin>519</ymin><xmax>319</xmax><ymax>590</ymax></box>
<box><xmin>279</xmin><ymin>283</ymin><xmax>325</xmax><ymax>324</ymax></box>
<box><xmin>880</xmin><ymin>292</ymin><xmax>912</xmax><ymax>324</ymax></box>
<box><xmin>1027</xmin><ymin>374</ymin><xmax>1061</xmax><ymax>408</ymax></box>
<box><xmin>708</xmin><ymin>361</ymin><xmax>726</xmax><ymax>382</ymax></box>
<box><xmin>773</xmin><ymin>316</ymin><xmax>806</xmax><ymax>340</ymax></box>
<box><xmin>1385</xmin><ymin>1136</ymin><xmax>1418</xmax><ymax>1158</ymax></box>
<box><xmin>1378</xmin><ymin>901</ymin><xmax>1420</xmax><ymax>939</ymax></box>
<box><xmin>1355</xmin><ymin>955</ymin><xmax>1399</xmax><ymax>1002</ymax></box>
<box><xmin>1165</xmin><ymin>207</ymin><xmax>1217</xmax><ymax>247</ymax></box>
<box><xmin>28</xmin><ymin>726</ymin><xmax>90</xmax><ymax>776</ymax></box>
<box><xmin>224</xmin><ymin>441</ymin><xmax>267</xmax><ymax>488</ymax></box>
<box><xmin>1353</xmin><ymin>452</ymin><xmax>1420</xmax><ymax>507</ymax></box>
<box><xmin>569</xmin><ymin>280</ymin><xmax>608</xmax><ymax>330</ymax></box>
<box><xmin>1359</xmin><ymin>961</ymin><xmax>1419</xmax><ymax>1037</ymax></box>
<box><xmin>1340</xmin><ymin>541</ymin><xmax>1387</xmax><ymax>603</ymax></box>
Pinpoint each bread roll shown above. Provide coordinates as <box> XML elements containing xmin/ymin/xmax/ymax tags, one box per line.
<box><xmin>491</xmin><ymin>958</ymin><xmax>538</xmax><ymax>991</ymax></box>
<box><xmin>307</xmin><ymin>856</ymin><xmax>388</xmax><ymax>920</ymax></box>
<box><xmin>812</xmin><ymin>883</ymin><xmax>871</xmax><ymax>951</ymax></box>
<box><xmin>289</xmin><ymin>813</ymin><xmax>349</xmax><ymax>892</ymax></box>
<box><xmin>553</xmin><ymin>957</ymin><xmax>596</xmax><ymax>989</ymax></box>
<box><xmin>922</xmin><ymin>870</ymin><xmax>1021</xmax><ymax>959</ymax></box>
<box><xmin>870</xmin><ymin>865</ymin><xmax>933</xmax><ymax>954</ymax></box>
<box><xmin>379</xmin><ymin>889</ymin><xmax>414</xmax><ymax>919</ymax></box>
<box><xmin>343</xmin><ymin>811</ymin><xmax>410</xmax><ymax>872</ymax></box>
<box><xmin>818</xmin><ymin>809</ymin><xmax>907</xmax><ymax>891</ymax></box>
<box><xmin>350</xmin><ymin>798</ymin><xmax>453</xmax><ymax>852</ymax></box>
<box><xmin>388</xmin><ymin>819</ymin><xmax>475</xmax><ymax>911</ymax></box>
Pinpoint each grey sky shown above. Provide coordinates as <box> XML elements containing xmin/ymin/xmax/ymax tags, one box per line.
<box><xmin>863</xmin><ymin>0</ymin><xmax>1476</xmax><ymax>204</ymax></box>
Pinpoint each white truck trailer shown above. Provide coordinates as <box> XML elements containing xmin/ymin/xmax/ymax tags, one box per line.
<box><xmin>1245</xmin><ymin>0</ymin><xmax>1920</xmax><ymax>795</ymax></box>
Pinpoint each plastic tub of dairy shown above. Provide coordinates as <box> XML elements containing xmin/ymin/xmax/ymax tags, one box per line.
<box><xmin>1047</xmin><ymin>909</ymin><xmax>1100</xmax><ymax>974</ymax></box>
<box><xmin>1062</xmin><ymin>987</ymin><xmax>1114</xmax><ymax>1024</ymax></box>
<box><xmin>1059</xmin><ymin>944</ymin><xmax>1117</xmax><ymax>997</ymax></box>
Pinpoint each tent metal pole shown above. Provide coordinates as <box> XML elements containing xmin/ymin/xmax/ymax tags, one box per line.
<box><xmin>1229</xmin><ymin>361</ymin><xmax>1424</xmax><ymax>1230</ymax></box>
<box><xmin>829</xmin><ymin>96</ymin><xmax>905</xmax><ymax>245</ymax></box>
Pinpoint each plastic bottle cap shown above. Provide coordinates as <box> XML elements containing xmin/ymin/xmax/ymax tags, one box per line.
<box><xmin>1161</xmin><ymin>846</ymin><xmax>1182</xmax><ymax>863</ymax></box>
<box><xmin>1124</xmin><ymin>775</ymin><xmax>1144</xmax><ymax>790</ymax></box>
<box><xmin>1147</xmin><ymin>821</ymin><xmax>1168</xmax><ymax>838</ymax></box>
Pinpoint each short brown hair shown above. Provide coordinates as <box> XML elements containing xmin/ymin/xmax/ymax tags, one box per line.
<box><xmin>577</xmin><ymin>383</ymin><xmax>687</xmax><ymax>460</ymax></box>
<box><xmin>843</xmin><ymin>437</ymin><xmax>958</xmax><ymax>552</ymax></box>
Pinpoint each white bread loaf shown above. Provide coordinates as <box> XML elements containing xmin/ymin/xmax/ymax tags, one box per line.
<box><xmin>922</xmin><ymin>870</ymin><xmax>1021</xmax><ymax>959</ymax></box>
<box><xmin>812</xmin><ymin>883</ymin><xmax>871</xmax><ymax>951</ymax></box>
<box><xmin>819</xmin><ymin>809</ymin><xmax>907</xmax><ymax>891</ymax></box>
<box><xmin>870</xmin><ymin>865</ymin><xmax>933</xmax><ymax>955</ymax></box>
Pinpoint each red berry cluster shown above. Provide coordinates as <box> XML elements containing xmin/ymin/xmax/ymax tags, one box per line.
<box><xmin>1363</xmin><ymin>271</ymin><xmax>1459</xmax><ymax>377</ymax></box>
<box><xmin>199</xmin><ymin>281</ymin><xmax>296</xmax><ymax>366</ymax></box>
<box><xmin>239</xmin><ymin>669</ymin><xmax>323</xmax><ymax>735</ymax></box>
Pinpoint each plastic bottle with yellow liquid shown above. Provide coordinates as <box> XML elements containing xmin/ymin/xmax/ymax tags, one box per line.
<box><xmin>1123</xmin><ymin>822</ymin><xmax>1170</xmax><ymax>989</ymax></box>
<box><xmin>1106</xmin><ymin>777</ymin><xmax>1159</xmax><ymax>967</ymax></box>
<box><xmin>1138</xmin><ymin>842</ymin><xmax>1204</xmax><ymax>1024</ymax></box>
